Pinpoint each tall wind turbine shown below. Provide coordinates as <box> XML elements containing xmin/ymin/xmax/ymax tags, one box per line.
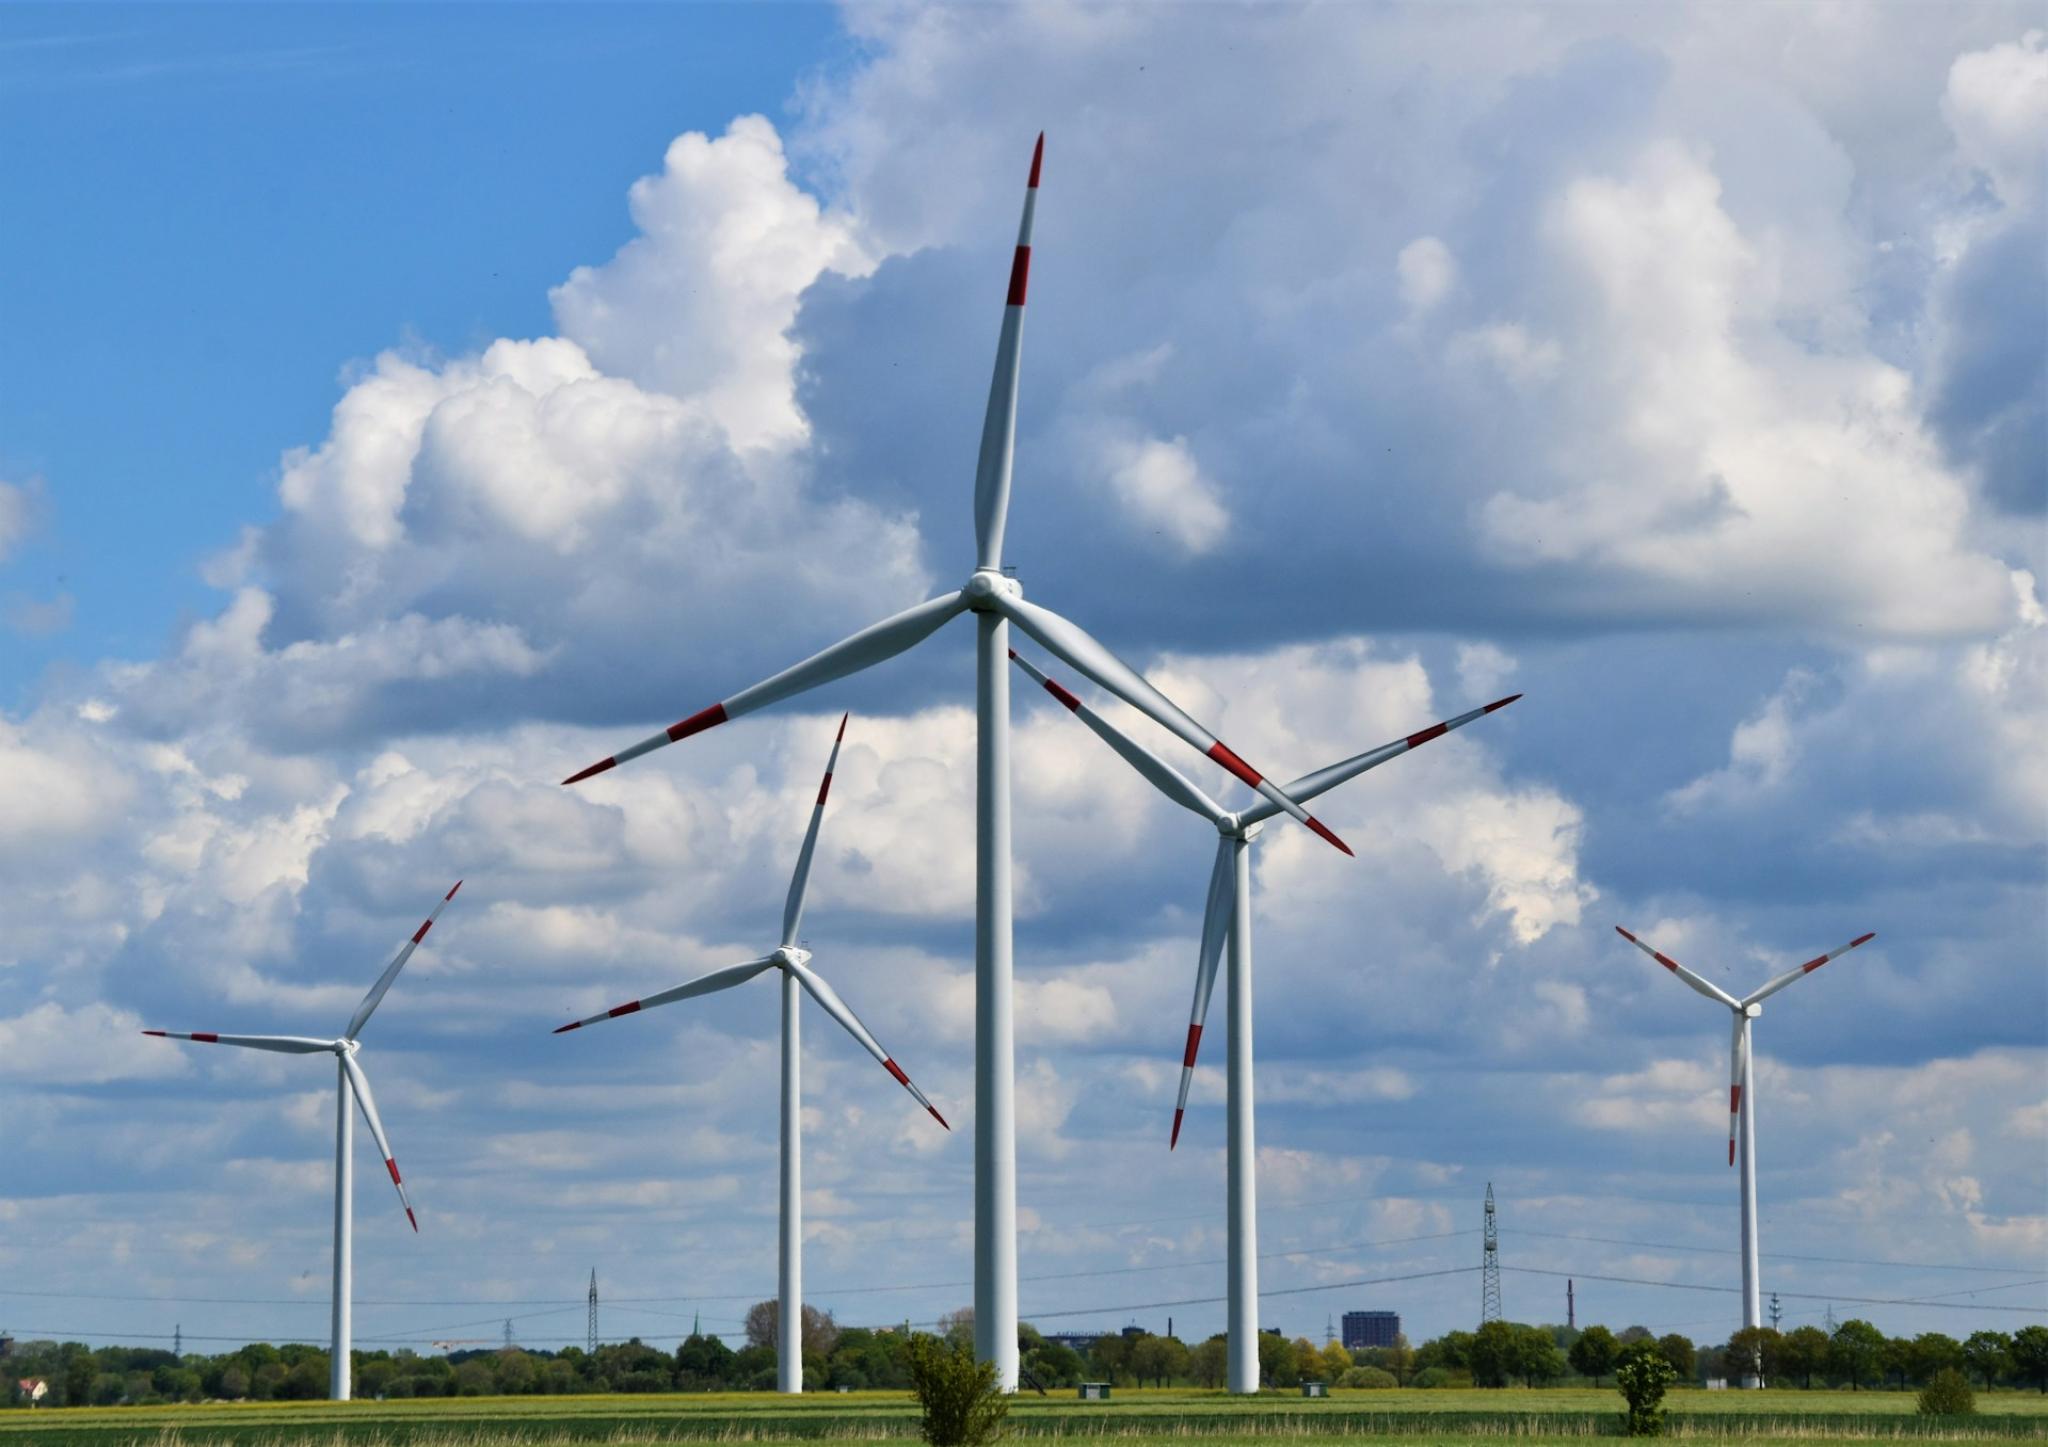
<box><xmin>1615</xmin><ymin>924</ymin><xmax>1875</xmax><ymax>1383</ymax></box>
<box><xmin>142</xmin><ymin>881</ymin><xmax>461</xmax><ymax>1401</ymax></box>
<box><xmin>557</xmin><ymin>136</ymin><xmax>1350</xmax><ymax>1387</ymax></box>
<box><xmin>1013</xmin><ymin>649</ymin><xmax>1516</xmax><ymax>1392</ymax></box>
<box><xmin>554</xmin><ymin>715</ymin><xmax>946</xmax><ymax>1394</ymax></box>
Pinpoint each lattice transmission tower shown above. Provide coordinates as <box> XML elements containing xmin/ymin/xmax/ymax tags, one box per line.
<box><xmin>1481</xmin><ymin>1182</ymin><xmax>1502</xmax><ymax>1324</ymax></box>
<box><xmin>588</xmin><ymin>1269</ymin><xmax>599</xmax><ymax>1354</ymax></box>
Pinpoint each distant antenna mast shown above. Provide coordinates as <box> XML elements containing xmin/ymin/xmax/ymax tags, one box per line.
<box><xmin>1769</xmin><ymin>1293</ymin><xmax>1782</xmax><ymax>1332</ymax></box>
<box><xmin>588</xmin><ymin>1269</ymin><xmax>599</xmax><ymax>1354</ymax></box>
<box><xmin>1567</xmin><ymin>1279</ymin><xmax>1575</xmax><ymax>1331</ymax></box>
<box><xmin>1325</xmin><ymin>1313</ymin><xmax>1334</xmax><ymax>1345</ymax></box>
<box><xmin>504</xmin><ymin>1319</ymin><xmax>515</xmax><ymax>1347</ymax></box>
<box><xmin>174</xmin><ymin>1323</ymin><xmax>182</xmax><ymax>1356</ymax></box>
<box><xmin>1481</xmin><ymin>1183</ymin><xmax>1502</xmax><ymax>1324</ymax></box>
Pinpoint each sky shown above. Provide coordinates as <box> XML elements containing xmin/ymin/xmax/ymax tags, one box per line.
<box><xmin>1</xmin><ymin>3</ymin><xmax>2043</xmax><ymax>1360</ymax></box>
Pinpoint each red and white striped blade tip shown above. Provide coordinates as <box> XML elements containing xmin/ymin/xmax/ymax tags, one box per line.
<box><xmin>445</xmin><ymin>880</ymin><xmax>463</xmax><ymax>901</ymax></box>
<box><xmin>1170</xmin><ymin>1108</ymin><xmax>1184</xmax><ymax>1151</ymax></box>
<box><xmin>1028</xmin><ymin>133</ymin><xmax>1043</xmax><ymax>188</ymax></box>
<box><xmin>552</xmin><ymin>1020</ymin><xmax>581</xmax><ymax>1035</ymax></box>
<box><xmin>406</xmin><ymin>1207</ymin><xmax>419</xmax><ymax>1232</ymax></box>
<box><xmin>1485</xmin><ymin>694</ymin><xmax>1523</xmax><ymax>713</ymax></box>
<box><xmin>1305</xmin><ymin>816</ymin><xmax>1354</xmax><ymax>856</ymax></box>
<box><xmin>1728</xmin><ymin>1140</ymin><xmax>1735</xmax><ymax>1167</ymax></box>
<box><xmin>928</xmin><ymin>1105</ymin><xmax>950</xmax><ymax>1131</ymax></box>
<box><xmin>561</xmin><ymin>756</ymin><xmax>616</xmax><ymax>786</ymax></box>
<box><xmin>836</xmin><ymin>712</ymin><xmax>849</xmax><ymax>742</ymax></box>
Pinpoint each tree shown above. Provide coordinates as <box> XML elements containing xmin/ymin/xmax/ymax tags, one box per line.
<box><xmin>1725</xmin><ymin>1327</ymin><xmax>1780</xmax><ymax>1387</ymax></box>
<box><xmin>743</xmin><ymin>1300</ymin><xmax>841</xmax><ymax>1358</ymax></box>
<box><xmin>1962</xmin><ymin>1331</ymin><xmax>2012</xmax><ymax>1389</ymax></box>
<box><xmin>1089</xmin><ymin>1332</ymin><xmax>1133</xmax><ymax>1384</ymax></box>
<box><xmin>1189</xmin><ymin>1336</ymin><xmax>1228</xmax><ymax>1389</ymax></box>
<box><xmin>1130</xmin><ymin>1334</ymin><xmax>1188</xmax><ymax>1386</ymax></box>
<box><xmin>1615</xmin><ymin>1340</ymin><xmax>1678</xmax><ymax>1437</ymax></box>
<box><xmin>938</xmin><ymin>1308</ymin><xmax>976</xmax><ymax>1352</ymax></box>
<box><xmin>1907</xmin><ymin>1333</ymin><xmax>1963</xmax><ymax>1386</ymax></box>
<box><xmin>1918</xmin><ymin>1368</ymin><xmax>1976</xmax><ymax>1417</ymax></box>
<box><xmin>1775</xmin><ymin>1326</ymin><xmax>1826</xmax><ymax>1390</ymax></box>
<box><xmin>1415</xmin><ymin>1330</ymin><xmax>1472</xmax><ymax>1374</ymax></box>
<box><xmin>904</xmin><ymin>1333</ymin><xmax>1009</xmax><ymax>1447</ymax></box>
<box><xmin>1338</xmin><ymin>1365</ymin><xmax>1397</xmax><ymax>1388</ymax></box>
<box><xmin>1827</xmin><ymin>1319</ymin><xmax>1885</xmax><ymax>1391</ymax></box>
<box><xmin>1655</xmin><ymin>1334</ymin><xmax>1695</xmax><ymax>1384</ymax></box>
<box><xmin>1513</xmin><ymin>1325</ymin><xmax>1565</xmax><ymax>1386</ymax></box>
<box><xmin>1375</xmin><ymin>1333</ymin><xmax>1416</xmax><ymax>1385</ymax></box>
<box><xmin>1468</xmin><ymin>1321</ymin><xmax>1518</xmax><ymax>1387</ymax></box>
<box><xmin>1570</xmin><ymin>1326</ymin><xmax>1619</xmax><ymax>1385</ymax></box>
<box><xmin>677</xmin><ymin>1331</ymin><xmax>737</xmax><ymax>1390</ymax></box>
<box><xmin>2011</xmin><ymin>1325</ymin><xmax>2048</xmax><ymax>1393</ymax></box>
<box><xmin>1257</xmin><ymin>1332</ymin><xmax>1300</xmax><ymax>1388</ymax></box>
<box><xmin>1316</xmin><ymin>1340</ymin><xmax>1353</xmax><ymax>1383</ymax></box>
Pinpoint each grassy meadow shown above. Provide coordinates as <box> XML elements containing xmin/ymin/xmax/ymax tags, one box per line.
<box><xmin>3</xmin><ymin>1387</ymin><xmax>2045</xmax><ymax>1446</ymax></box>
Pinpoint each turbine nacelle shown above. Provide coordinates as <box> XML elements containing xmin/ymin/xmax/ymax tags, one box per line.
<box><xmin>773</xmin><ymin>946</ymin><xmax>813</xmax><ymax>971</ymax></box>
<box><xmin>963</xmin><ymin>568</ymin><xmax>1023</xmax><ymax>610</ymax></box>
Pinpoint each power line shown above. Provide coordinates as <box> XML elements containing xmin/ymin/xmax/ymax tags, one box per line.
<box><xmin>1503</xmin><ymin>1266</ymin><xmax>2048</xmax><ymax>1316</ymax></box>
<box><xmin>1513</xmin><ymin>1229</ymin><xmax>2036</xmax><ymax>1276</ymax></box>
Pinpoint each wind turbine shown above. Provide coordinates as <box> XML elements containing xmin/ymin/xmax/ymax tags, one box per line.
<box><xmin>142</xmin><ymin>880</ymin><xmax>461</xmax><ymax>1401</ymax></box>
<box><xmin>554</xmin><ymin>715</ymin><xmax>946</xmax><ymax>1393</ymax></box>
<box><xmin>1012</xmin><ymin>648</ymin><xmax>1516</xmax><ymax>1392</ymax></box>
<box><xmin>557</xmin><ymin>135</ymin><xmax>1350</xmax><ymax>1387</ymax></box>
<box><xmin>1614</xmin><ymin>923</ymin><xmax>1875</xmax><ymax>1383</ymax></box>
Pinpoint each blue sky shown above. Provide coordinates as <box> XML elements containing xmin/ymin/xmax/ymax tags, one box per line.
<box><xmin>1</xmin><ymin>4</ymin><xmax>2043</xmax><ymax>1360</ymax></box>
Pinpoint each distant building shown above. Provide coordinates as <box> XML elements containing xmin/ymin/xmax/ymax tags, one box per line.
<box><xmin>1342</xmin><ymin>1310</ymin><xmax>1400</xmax><ymax>1351</ymax></box>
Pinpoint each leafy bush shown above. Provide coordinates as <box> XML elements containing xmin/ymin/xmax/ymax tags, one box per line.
<box><xmin>1919</xmin><ymin>1367</ymin><xmax>1977</xmax><ymax>1416</ymax></box>
<box><xmin>1337</xmin><ymin>1365</ymin><xmax>1398</xmax><ymax>1389</ymax></box>
<box><xmin>1616</xmin><ymin>1339</ymin><xmax>1678</xmax><ymax>1437</ymax></box>
<box><xmin>1410</xmin><ymin>1366</ymin><xmax>1455</xmax><ymax>1388</ymax></box>
<box><xmin>904</xmin><ymin>1332</ymin><xmax>1010</xmax><ymax>1447</ymax></box>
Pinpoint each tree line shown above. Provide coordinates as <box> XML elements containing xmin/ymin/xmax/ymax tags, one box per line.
<box><xmin>5</xmin><ymin>1308</ymin><xmax>2044</xmax><ymax>1407</ymax></box>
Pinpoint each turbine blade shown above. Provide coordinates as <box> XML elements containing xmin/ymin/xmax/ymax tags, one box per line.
<box><xmin>787</xmin><ymin>958</ymin><xmax>949</xmax><ymax>1130</ymax></box>
<box><xmin>1010</xmin><ymin>649</ymin><xmax>1227</xmax><ymax>823</ymax></box>
<box><xmin>347</xmin><ymin>880</ymin><xmax>463</xmax><ymax>1040</ymax></box>
<box><xmin>138</xmin><ymin>1032</ymin><xmax>335</xmax><ymax>1054</ymax></box>
<box><xmin>1172</xmin><ymin>838</ymin><xmax>1237</xmax><ymax>1149</ymax></box>
<box><xmin>1237</xmin><ymin>696</ymin><xmax>1523</xmax><ymax>828</ymax></box>
<box><xmin>552</xmin><ymin>956</ymin><xmax>780</xmax><ymax>1034</ymax></box>
<box><xmin>994</xmin><ymin>594</ymin><xmax>1350</xmax><ymax>854</ymax></box>
<box><xmin>974</xmin><ymin>132</ymin><xmax>1042</xmax><ymax>569</ymax></box>
<box><xmin>1614</xmin><ymin>926</ymin><xmax>1742</xmax><ymax>1009</ymax></box>
<box><xmin>339</xmin><ymin>1051</ymin><xmax>417</xmax><ymax>1232</ymax></box>
<box><xmin>1728</xmin><ymin>1014</ymin><xmax>1747</xmax><ymax>1168</ymax></box>
<box><xmin>782</xmin><ymin>715</ymin><xmax>849</xmax><ymax>948</ymax></box>
<box><xmin>561</xmin><ymin>592</ymin><xmax>966</xmax><ymax>785</ymax></box>
<box><xmin>1742</xmin><ymin>932</ymin><xmax>1877</xmax><ymax>1007</ymax></box>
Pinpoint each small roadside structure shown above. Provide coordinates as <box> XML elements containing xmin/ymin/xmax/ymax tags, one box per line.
<box><xmin>1078</xmin><ymin>1382</ymin><xmax>1112</xmax><ymax>1400</ymax></box>
<box><xmin>1301</xmin><ymin>1381</ymin><xmax>1329</xmax><ymax>1398</ymax></box>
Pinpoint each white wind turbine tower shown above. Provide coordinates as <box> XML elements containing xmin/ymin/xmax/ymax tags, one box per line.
<box><xmin>142</xmin><ymin>880</ymin><xmax>461</xmax><ymax>1401</ymax></box>
<box><xmin>554</xmin><ymin>715</ymin><xmax>946</xmax><ymax>1394</ymax></box>
<box><xmin>558</xmin><ymin>135</ymin><xmax>1350</xmax><ymax>1387</ymax></box>
<box><xmin>1615</xmin><ymin>923</ymin><xmax>1875</xmax><ymax>1384</ymax></box>
<box><xmin>1012</xmin><ymin>648</ymin><xmax>1517</xmax><ymax>1393</ymax></box>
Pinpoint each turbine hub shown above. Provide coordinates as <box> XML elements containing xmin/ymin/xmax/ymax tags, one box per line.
<box><xmin>777</xmin><ymin>946</ymin><xmax>811</xmax><ymax>969</ymax></box>
<box><xmin>963</xmin><ymin>568</ymin><xmax>1022</xmax><ymax>610</ymax></box>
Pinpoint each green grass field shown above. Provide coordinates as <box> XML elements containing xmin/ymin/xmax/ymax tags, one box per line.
<box><xmin>5</xmin><ymin>1387</ymin><xmax>2043</xmax><ymax>1446</ymax></box>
